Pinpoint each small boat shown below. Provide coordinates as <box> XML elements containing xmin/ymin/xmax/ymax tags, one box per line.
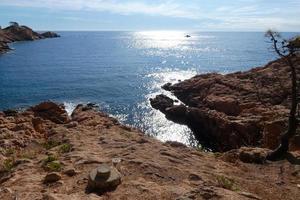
<box><xmin>185</xmin><ymin>35</ymin><xmax>191</xmax><ymax>38</ymax></box>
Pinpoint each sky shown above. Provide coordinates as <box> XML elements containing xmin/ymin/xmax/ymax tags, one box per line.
<box><xmin>0</xmin><ymin>0</ymin><xmax>299</xmax><ymax>31</ymax></box>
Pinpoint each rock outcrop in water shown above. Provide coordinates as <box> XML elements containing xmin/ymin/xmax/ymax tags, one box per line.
<box><xmin>1</xmin><ymin>102</ymin><xmax>300</xmax><ymax>199</ymax></box>
<box><xmin>0</xmin><ymin>22</ymin><xmax>60</xmax><ymax>53</ymax></box>
<box><xmin>151</xmin><ymin>56</ymin><xmax>300</xmax><ymax>152</ymax></box>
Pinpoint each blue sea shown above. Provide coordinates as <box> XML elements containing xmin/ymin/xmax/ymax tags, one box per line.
<box><xmin>0</xmin><ymin>31</ymin><xmax>298</xmax><ymax>146</ymax></box>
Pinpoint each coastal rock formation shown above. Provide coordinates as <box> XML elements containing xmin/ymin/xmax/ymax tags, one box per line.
<box><xmin>0</xmin><ymin>22</ymin><xmax>60</xmax><ymax>53</ymax></box>
<box><xmin>30</xmin><ymin>102</ymin><xmax>69</xmax><ymax>124</ymax></box>
<box><xmin>41</xmin><ymin>31</ymin><xmax>60</xmax><ymax>38</ymax></box>
<box><xmin>1</xmin><ymin>102</ymin><xmax>299</xmax><ymax>199</ymax></box>
<box><xmin>0</xmin><ymin>28</ymin><xmax>11</xmax><ymax>53</ymax></box>
<box><xmin>151</xmin><ymin>57</ymin><xmax>300</xmax><ymax>152</ymax></box>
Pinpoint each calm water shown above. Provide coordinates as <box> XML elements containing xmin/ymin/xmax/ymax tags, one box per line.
<box><xmin>0</xmin><ymin>31</ymin><xmax>298</xmax><ymax>146</ymax></box>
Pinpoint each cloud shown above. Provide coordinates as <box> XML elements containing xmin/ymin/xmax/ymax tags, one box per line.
<box><xmin>0</xmin><ymin>0</ymin><xmax>199</xmax><ymax>19</ymax></box>
<box><xmin>0</xmin><ymin>0</ymin><xmax>299</xmax><ymax>31</ymax></box>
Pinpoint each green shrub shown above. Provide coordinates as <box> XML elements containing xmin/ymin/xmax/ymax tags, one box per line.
<box><xmin>3</xmin><ymin>159</ymin><xmax>14</xmax><ymax>172</ymax></box>
<box><xmin>5</xmin><ymin>148</ymin><xmax>15</xmax><ymax>156</ymax></box>
<box><xmin>43</xmin><ymin>140</ymin><xmax>61</xmax><ymax>150</ymax></box>
<box><xmin>42</xmin><ymin>155</ymin><xmax>62</xmax><ymax>172</ymax></box>
<box><xmin>45</xmin><ymin>161</ymin><xmax>62</xmax><ymax>172</ymax></box>
<box><xmin>216</xmin><ymin>175</ymin><xmax>238</xmax><ymax>191</ymax></box>
<box><xmin>59</xmin><ymin>143</ymin><xmax>72</xmax><ymax>153</ymax></box>
<box><xmin>42</xmin><ymin>155</ymin><xmax>63</xmax><ymax>172</ymax></box>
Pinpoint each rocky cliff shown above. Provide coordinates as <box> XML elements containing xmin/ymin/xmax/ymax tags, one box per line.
<box><xmin>151</xmin><ymin>57</ymin><xmax>300</xmax><ymax>152</ymax></box>
<box><xmin>0</xmin><ymin>23</ymin><xmax>60</xmax><ymax>53</ymax></box>
<box><xmin>0</xmin><ymin>102</ymin><xmax>299</xmax><ymax>199</ymax></box>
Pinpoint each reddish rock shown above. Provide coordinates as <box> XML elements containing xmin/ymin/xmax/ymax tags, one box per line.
<box><xmin>151</xmin><ymin>57</ymin><xmax>300</xmax><ymax>151</ymax></box>
<box><xmin>1</xmin><ymin>101</ymin><xmax>300</xmax><ymax>200</ymax></box>
<box><xmin>30</xmin><ymin>102</ymin><xmax>69</xmax><ymax>124</ymax></box>
<box><xmin>41</xmin><ymin>31</ymin><xmax>60</xmax><ymax>38</ymax></box>
<box><xmin>150</xmin><ymin>94</ymin><xmax>174</xmax><ymax>112</ymax></box>
<box><xmin>0</xmin><ymin>22</ymin><xmax>59</xmax><ymax>53</ymax></box>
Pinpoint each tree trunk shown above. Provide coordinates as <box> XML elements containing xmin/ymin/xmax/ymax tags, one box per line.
<box><xmin>267</xmin><ymin>57</ymin><xmax>298</xmax><ymax>160</ymax></box>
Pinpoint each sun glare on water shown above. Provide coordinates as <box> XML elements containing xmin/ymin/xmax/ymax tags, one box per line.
<box><xmin>133</xmin><ymin>30</ymin><xmax>193</xmax><ymax>49</ymax></box>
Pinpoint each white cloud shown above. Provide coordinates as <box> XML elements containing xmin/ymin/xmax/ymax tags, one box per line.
<box><xmin>0</xmin><ymin>0</ymin><xmax>200</xmax><ymax>19</ymax></box>
<box><xmin>0</xmin><ymin>0</ymin><xmax>299</xmax><ymax>31</ymax></box>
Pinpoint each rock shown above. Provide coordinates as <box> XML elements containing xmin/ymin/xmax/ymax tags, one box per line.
<box><xmin>42</xmin><ymin>193</ymin><xmax>59</xmax><ymax>200</ymax></box>
<box><xmin>165</xmin><ymin>141</ymin><xmax>187</xmax><ymax>148</ymax></box>
<box><xmin>238</xmin><ymin>192</ymin><xmax>262</xmax><ymax>200</ymax></box>
<box><xmin>43</xmin><ymin>172</ymin><xmax>61</xmax><ymax>184</ymax></box>
<box><xmin>204</xmin><ymin>95</ymin><xmax>240</xmax><ymax>116</ymax></box>
<box><xmin>63</xmin><ymin>168</ymin><xmax>77</xmax><ymax>176</ymax></box>
<box><xmin>150</xmin><ymin>94</ymin><xmax>174</xmax><ymax>112</ymax></box>
<box><xmin>65</xmin><ymin>121</ymin><xmax>78</xmax><ymax>128</ymax></box>
<box><xmin>15</xmin><ymin>158</ymin><xmax>31</xmax><ymax>165</ymax></box>
<box><xmin>3</xmin><ymin>109</ymin><xmax>18</xmax><ymax>116</ymax></box>
<box><xmin>30</xmin><ymin>102</ymin><xmax>69</xmax><ymax>124</ymax></box>
<box><xmin>151</xmin><ymin>57</ymin><xmax>299</xmax><ymax>151</ymax></box>
<box><xmin>87</xmin><ymin>164</ymin><xmax>121</xmax><ymax>192</ymax></box>
<box><xmin>32</xmin><ymin>117</ymin><xmax>45</xmax><ymax>134</ymax></box>
<box><xmin>188</xmin><ymin>173</ymin><xmax>202</xmax><ymax>181</ymax></box>
<box><xmin>238</xmin><ymin>147</ymin><xmax>269</xmax><ymax>164</ymax></box>
<box><xmin>0</xmin><ymin>172</ymin><xmax>13</xmax><ymax>184</ymax></box>
<box><xmin>41</xmin><ymin>31</ymin><xmax>60</xmax><ymax>38</ymax></box>
<box><xmin>3</xmin><ymin>24</ymin><xmax>41</xmax><ymax>41</ymax></box>
<box><xmin>162</xmin><ymin>82</ymin><xmax>172</xmax><ymax>91</ymax></box>
<box><xmin>0</xmin><ymin>22</ymin><xmax>59</xmax><ymax>53</ymax></box>
<box><xmin>165</xmin><ymin>105</ymin><xmax>187</xmax><ymax>122</ymax></box>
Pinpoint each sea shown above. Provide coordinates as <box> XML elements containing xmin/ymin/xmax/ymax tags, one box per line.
<box><xmin>0</xmin><ymin>31</ymin><xmax>298</xmax><ymax>146</ymax></box>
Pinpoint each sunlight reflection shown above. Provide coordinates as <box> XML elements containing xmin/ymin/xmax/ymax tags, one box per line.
<box><xmin>133</xmin><ymin>30</ymin><xmax>193</xmax><ymax>49</ymax></box>
<box><xmin>137</xmin><ymin>69</ymin><xmax>199</xmax><ymax>146</ymax></box>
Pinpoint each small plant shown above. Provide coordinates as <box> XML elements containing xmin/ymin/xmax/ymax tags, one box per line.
<box><xmin>3</xmin><ymin>159</ymin><xmax>14</xmax><ymax>172</ymax></box>
<box><xmin>216</xmin><ymin>175</ymin><xmax>238</xmax><ymax>191</ymax></box>
<box><xmin>5</xmin><ymin>148</ymin><xmax>15</xmax><ymax>156</ymax></box>
<box><xmin>45</xmin><ymin>161</ymin><xmax>62</xmax><ymax>172</ymax></box>
<box><xmin>19</xmin><ymin>151</ymin><xmax>36</xmax><ymax>159</ymax></box>
<box><xmin>42</xmin><ymin>155</ymin><xmax>62</xmax><ymax>172</ymax></box>
<box><xmin>42</xmin><ymin>140</ymin><xmax>61</xmax><ymax>150</ymax></box>
<box><xmin>43</xmin><ymin>155</ymin><xmax>57</xmax><ymax>164</ymax></box>
<box><xmin>213</xmin><ymin>152</ymin><xmax>222</xmax><ymax>158</ymax></box>
<box><xmin>59</xmin><ymin>143</ymin><xmax>72</xmax><ymax>154</ymax></box>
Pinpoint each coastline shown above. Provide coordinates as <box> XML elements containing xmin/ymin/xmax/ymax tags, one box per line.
<box><xmin>151</xmin><ymin>56</ymin><xmax>300</xmax><ymax>152</ymax></box>
<box><xmin>0</xmin><ymin>23</ymin><xmax>59</xmax><ymax>54</ymax></box>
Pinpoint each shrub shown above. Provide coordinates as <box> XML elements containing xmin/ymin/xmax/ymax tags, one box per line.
<box><xmin>43</xmin><ymin>140</ymin><xmax>61</xmax><ymax>150</ymax></box>
<box><xmin>42</xmin><ymin>155</ymin><xmax>62</xmax><ymax>172</ymax></box>
<box><xmin>59</xmin><ymin>143</ymin><xmax>72</xmax><ymax>154</ymax></box>
<box><xmin>216</xmin><ymin>175</ymin><xmax>238</xmax><ymax>191</ymax></box>
<box><xmin>3</xmin><ymin>159</ymin><xmax>14</xmax><ymax>172</ymax></box>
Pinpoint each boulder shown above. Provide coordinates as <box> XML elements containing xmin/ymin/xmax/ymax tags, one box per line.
<box><xmin>238</xmin><ymin>147</ymin><xmax>269</xmax><ymax>164</ymax></box>
<box><xmin>63</xmin><ymin>168</ymin><xmax>77</xmax><ymax>177</ymax></box>
<box><xmin>87</xmin><ymin>164</ymin><xmax>121</xmax><ymax>192</ymax></box>
<box><xmin>30</xmin><ymin>102</ymin><xmax>69</xmax><ymax>124</ymax></box>
<box><xmin>150</xmin><ymin>95</ymin><xmax>174</xmax><ymax>112</ymax></box>
<box><xmin>43</xmin><ymin>172</ymin><xmax>61</xmax><ymax>184</ymax></box>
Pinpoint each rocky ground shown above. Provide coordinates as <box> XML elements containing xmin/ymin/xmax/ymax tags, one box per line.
<box><xmin>0</xmin><ymin>22</ymin><xmax>59</xmax><ymax>53</ymax></box>
<box><xmin>151</xmin><ymin>57</ymin><xmax>300</xmax><ymax>152</ymax></box>
<box><xmin>0</xmin><ymin>102</ymin><xmax>300</xmax><ymax>199</ymax></box>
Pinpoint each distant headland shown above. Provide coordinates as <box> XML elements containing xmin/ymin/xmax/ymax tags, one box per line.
<box><xmin>0</xmin><ymin>22</ymin><xmax>60</xmax><ymax>53</ymax></box>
